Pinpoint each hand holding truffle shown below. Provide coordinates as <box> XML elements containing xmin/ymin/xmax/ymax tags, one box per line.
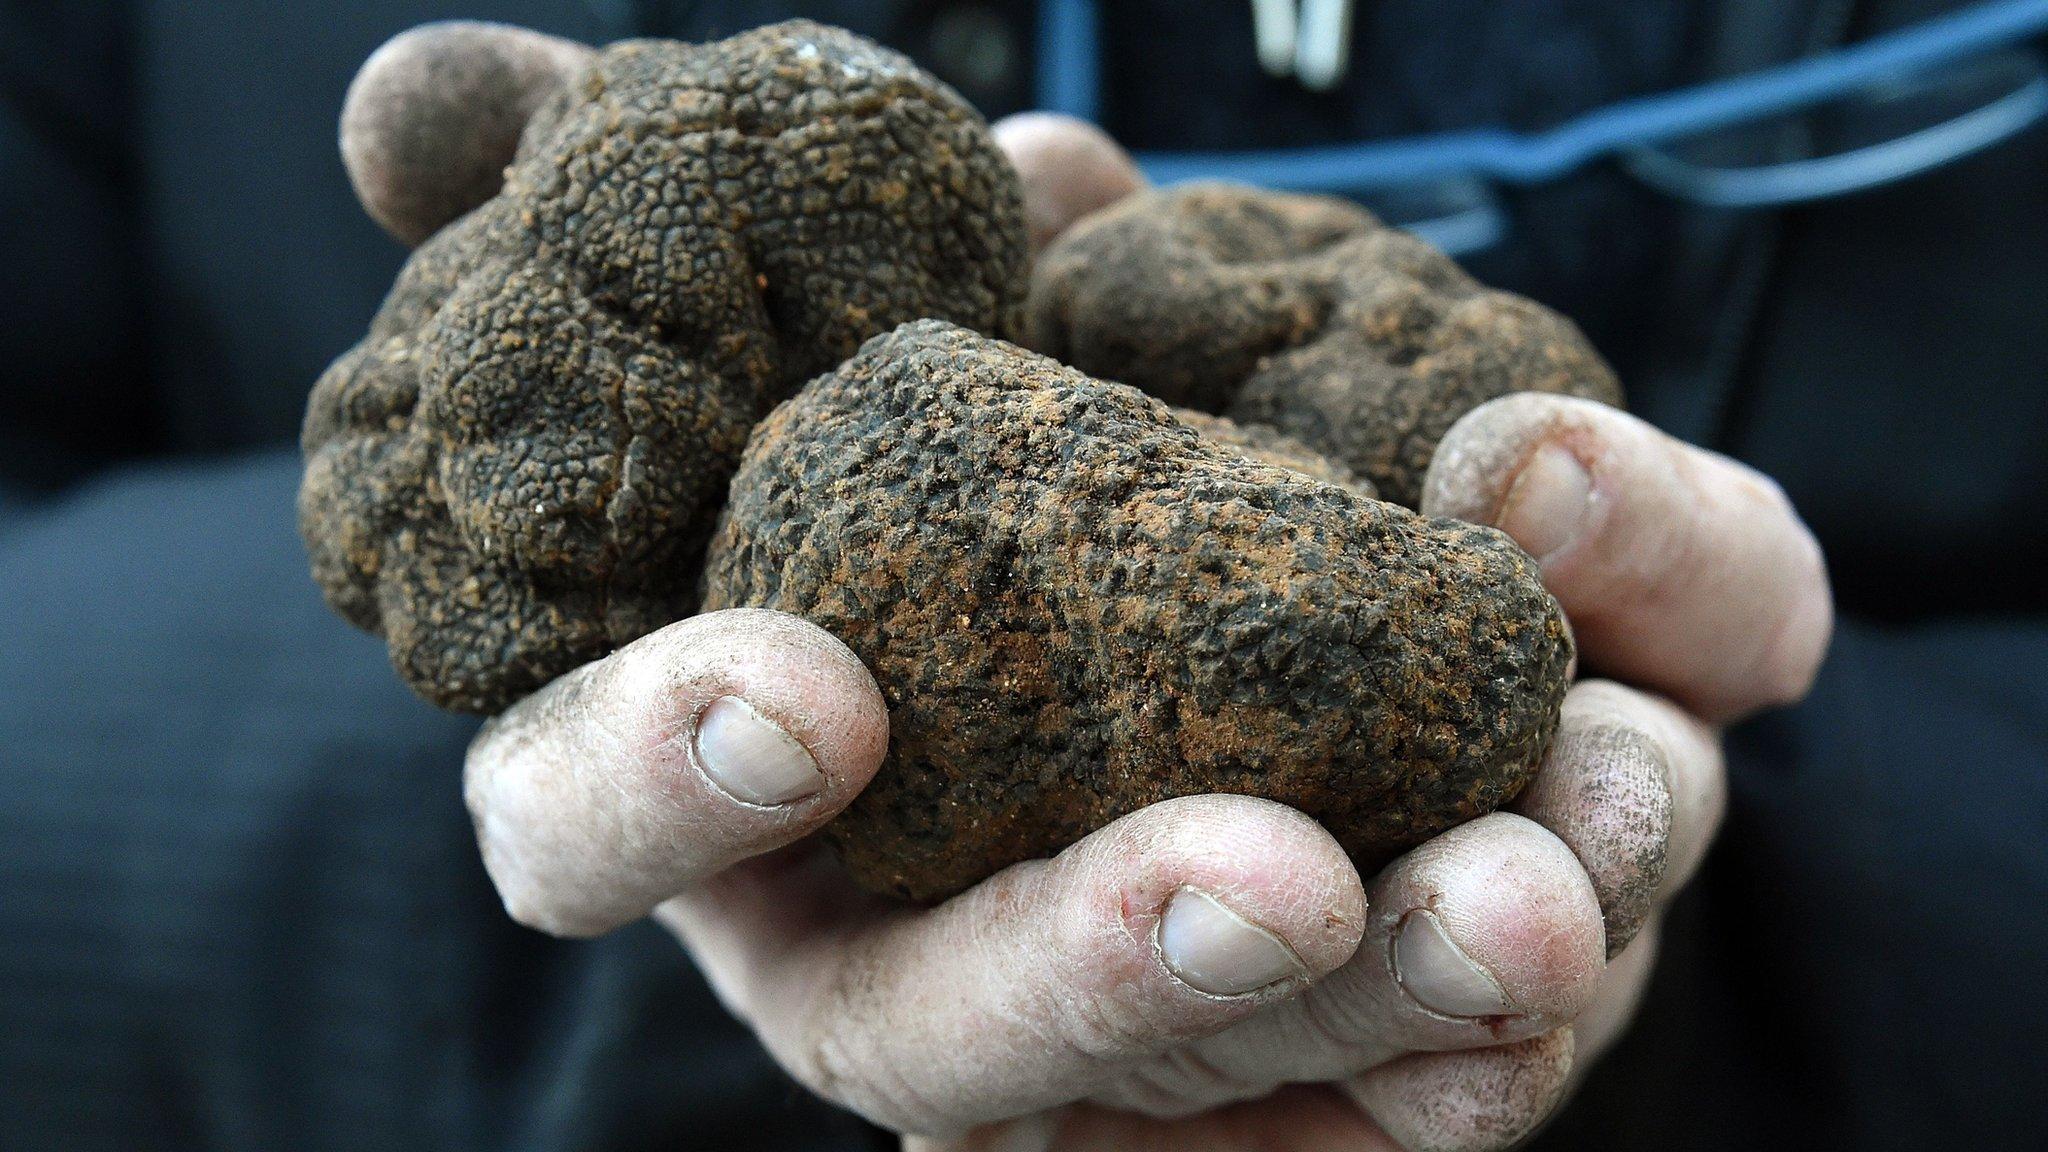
<box><xmin>460</xmin><ymin>114</ymin><xmax>1825</xmax><ymax>1152</ymax></box>
<box><xmin>310</xmin><ymin>25</ymin><xmax>1831</xmax><ymax>1150</ymax></box>
<box><xmin>467</xmin><ymin>608</ymin><xmax>1611</xmax><ymax>1148</ymax></box>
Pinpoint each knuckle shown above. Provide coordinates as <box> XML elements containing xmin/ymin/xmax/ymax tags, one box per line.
<box><xmin>784</xmin><ymin>1013</ymin><xmax>857</xmax><ymax>1105</ymax></box>
<box><xmin>1115</xmin><ymin>1046</ymin><xmax>1277</xmax><ymax>1118</ymax></box>
<box><xmin>776</xmin><ymin>952</ymin><xmax>957</xmax><ymax>1135</ymax></box>
<box><xmin>1712</xmin><ymin>463</ymin><xmax>1833</xmax><ymax>713</ymax></box>
<box><xmin>460</xmin><ymin>755</ymin><xmax>495</xmax><ymax>827</ymax></box>
<box><xmin>1056</xmin><ymin>980</ymin><xmax>1163</xmax><ymax>1062</ymax></box>
<box><xmin>1729</xmin><ymin>458</ymin><xmax>1796</xmax><ymax>515</ymax></box>
<box><xmin>786</xmin><ymin>1011</ymin><xmax>946</xmax><ymax>1135</ymax></box>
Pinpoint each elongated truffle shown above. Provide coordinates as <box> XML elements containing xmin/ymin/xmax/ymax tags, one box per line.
<box><xmin>300</xmin><ymin>21</ymin><xmax>1030</xmax><ymax>712</ymax></box>
<box><xmin>1027</xmin><ymin>183</ymin><xmax>1623</xmax><ymax>507</ymax></box>
<box><xmin>702</xmin><ymin>321</ymin><xmax>1573</xmax><ymax>901</ymax></box>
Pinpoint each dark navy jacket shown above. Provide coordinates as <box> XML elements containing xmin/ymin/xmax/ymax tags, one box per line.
<box><xmin>4</xmin><ymin>2</ymin><xmax>2045</xmax><ymax>1149</ymax></box>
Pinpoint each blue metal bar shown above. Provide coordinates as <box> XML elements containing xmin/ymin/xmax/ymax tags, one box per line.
<box><xmin>1034</xmin><ymin>0</ymin><xmax>1102</xmax><ymax>123</ymax></box>
<box><xmin>1059</xmin><ymin>0</ymin><xmax>2048</xmax><ymax>193</ymax></box>
<box><xmin>1622</xmin><ymin>70</ymin><xmax>2048</xmax><ymax>207</ymax></box>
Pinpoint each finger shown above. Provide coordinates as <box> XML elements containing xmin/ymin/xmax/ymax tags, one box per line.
<box><xmin>1510</xmin><ymin>679</ymin><xmax>1723</xmax><ymax>955</ymax></box>
<box><xmin>910</xmin><ymin>1087</ymin><xmax>1403</xmax><ymax>1152</ymax></box>
<box><xmin>909</xmin><ymin>1087</ymin><xmax>1401</xmax><ymax>1152</ymax></box>
<box><xmin>1305</xmin><ymin>814</ymin><xmax>1601</xmax><ymax>1064</ymax></box>
<box><xmin>342</xmin><ymin>21</ymin><xmax>594</xmax><ymax>245</ymax></box>
<box><xmin>1344</xmin><ymin>1027</ymin><xmax>1575</xmax><ymax>1152</ymax></box>
<box><xmin>1422</xmin><ymin>394</ymin><xmax>1833</xmax><ymax>722</ymax></box>
<box><xmin>1571</xmin><ymin>916</ymin><xmax>1662</xmax><ymax>1077</ymax></box>
<box><xmin>992</xmin><ymin>112</ymin><xmax>1147</xmax><ymax>253</ymax></box>
<box><xmin>465</xmin><ymin>608</ymin><xmax>888</xmax><ymax>937</ymax></box>
<box><xmin>1142</xmin><ymin>814</ymin><xmax>1604</xmax><ymax>1095</ymax></box>
<box><xmin>660</xmin><ymin>795</ymin><xmax>1366</xmax><ymax>1137</ymax></box>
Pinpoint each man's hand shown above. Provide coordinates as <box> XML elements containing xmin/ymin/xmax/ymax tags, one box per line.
<box><xmin>460</xmin><ymin>115</ymin><xmax>1833</xmax><ymax>1151</ymax></box>
<box><xmin>1423</xmin><ymin>388</ymin><xmax>1834</xmax><ymax>1087</ymax></box>
<box><xmin>466</xmin><ymin>609</ymin><xmax>1605</xmax><ymax>1150</ymax></box>
<box><xmin>1426</xmin><ymin>392</ymin><xmax>1833</xmax><ymax>724</ymax></box>
<box><xmin>458</xmin><ymin>401</ymin><xmax>1827</xmax><ymax>1151</ymax></box>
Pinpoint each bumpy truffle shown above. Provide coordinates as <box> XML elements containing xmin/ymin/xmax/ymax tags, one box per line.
<box><xmin>1173</xmin><ymin>408</ymin><xmax>1376</xmax><ymax>497</ymax></box>
<box><xmin>1027</xmin><ymin>183</ymin><xmax>1624</xmax><ymax>507</ymax></box>
<box><xmin>301</xmin><ymin>21</ymin><xmax>1030</xmax><ymax>712</ymax></box>
<box><xmin>701</xmin><ymin>321</ymin><xmax>1573</xmax><ymax>901</ymax></box>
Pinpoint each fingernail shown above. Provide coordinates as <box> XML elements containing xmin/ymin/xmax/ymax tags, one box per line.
<box><xmin>1497</xmin><ymin>443</ymin><xmax>1592</xmax><ymax>561</ymax></box>
<box><xmin>692</xmin><ymin>695</ymin><xmax>823</xmax><ymax>806</ymax></box>
<box><xmin>1394</xmin><ymin>909</ymin><xmax>1515</xmax><ymax>1018</ymax></box>
<box><xmin>1157</xmin><ymin>888</ymin><xmax>1305</xmax><ymax>996</ymax></box>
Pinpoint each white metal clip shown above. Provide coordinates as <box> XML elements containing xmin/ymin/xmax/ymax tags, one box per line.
<box><xmin>1252</xmin><ymin>0</ymin><xmax>1300</xmax><ymax>77</ymax></box>
<box><xmin>1294</xmin><ymin>0</ymin><xmax>1355</xmax><ymax>91</ymax></box>
<box><xmin>1252</xmin><ymin>0</ymin><xmax>1354</xmax><ymax>90</ymax></box>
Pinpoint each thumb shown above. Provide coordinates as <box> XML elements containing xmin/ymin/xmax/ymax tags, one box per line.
<box><xmin>342</xmin><ymin>21</ymin><xmax>594</xmax><ymax>246</ymax></box>
<box><xmin>992</xmin><ymin>112</ymin><xmax>1147</xmax><ymax>252</ymax></box>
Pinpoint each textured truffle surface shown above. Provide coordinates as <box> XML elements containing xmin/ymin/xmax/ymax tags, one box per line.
<box><xmin>1028</xmin><ymin>184</ymin><xmax>1623</xmax><ymax>507</ymax></box>
<box><xmin>1172</xmin><ymin>408</ymin><xmax>1376</xmax><ymax>497</ymax></box>
<box><xmin>301</xmin><ymin>21</ymin><xmax>1029</xmax><ymax>712</ymax></box>
<box><xmin>701</xmin><ymin>321</ymin><xmax>1573</xmax><ymax>901</ymax></box>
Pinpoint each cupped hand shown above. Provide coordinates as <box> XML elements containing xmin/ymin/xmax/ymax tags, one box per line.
<box><xmin>459</xmin><ymin>114</ymin><xmax>1833</xmax><ymax>1151</ymax></box>
<box><xmin>457</xmin><ymin>422</ymin><xmax>1823</xmax><ymax>1152</ymax></box>
<box><xmin>467</xmin><ymin>608</ymin><xmax>1599</xmax><ymax>1150</ymax></box>
<box><xmin>992</xmin><ymin>114</ymin><xmax>1833</xmax><ymax>1095</ymax></box>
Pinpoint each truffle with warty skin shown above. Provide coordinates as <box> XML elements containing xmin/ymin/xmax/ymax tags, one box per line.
<box><xmin>1172</xmin><ymin>408</ymin><xmax>1377</xmax><ymax>497</ymax></box>
<box><xmin>1027</xmin><ymin>183</ymin><xmax>1624</xmax><ymax>507</ymax></box>
<box><xmin>300</xmin><ymin>20</ymin><xmax>1030</xmax><ymax>713</ymax></box>
<box><xmin>700</xmin><ymin>321</ymin><xmax>1574</xmax><ymax>901</ymax></box>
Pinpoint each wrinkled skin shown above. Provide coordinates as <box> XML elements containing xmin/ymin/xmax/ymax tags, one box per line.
<box><xmin>301</xmin><ymin>21</ymin><xmax>1029</xmax><ymax>712</ymax></box>
<box><xmin>701</xmin><ymin>321</ymin><xmax>1572</xmax><ymax>899</ymax></box>
<box><xmin>1027</xmin><ymin>184</ymin><xmax>1624</xmax><ymax>507</ymax></box>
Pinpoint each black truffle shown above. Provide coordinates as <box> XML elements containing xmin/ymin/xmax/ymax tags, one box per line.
<box><xmin>701</xmin><ymin>321</ymin><xmax>1573</xmax><ymax>901</ymax></box>
<box><xmin>1173</xmin><ymin>408</ymin><xmax>1377</xmax><ymax>497</ymax></box>
<box><xmin>1027</xmin><ymin>183</ymin><xmax>1624</xmax><ymax>507</ymax></box>
<box><xmin>301</xmin><ymin>21</ymin><xmax>1030</xmax><ymax>712</ymax></box>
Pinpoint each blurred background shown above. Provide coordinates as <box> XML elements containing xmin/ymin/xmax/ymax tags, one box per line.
<box><xmin>4</xmin><ymin>2</ymin><xmax>2045</xmax><ymax>1149</ymax></box>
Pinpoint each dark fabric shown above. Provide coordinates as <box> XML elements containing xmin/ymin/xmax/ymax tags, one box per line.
<box><xmin>0</xmin><ymin>453</ymin><xmax>879</xmax><ymax>1152</ymax></box>
<box><xmin>0</xmin><ymin>0</ymin><xmax>151</xmax><ymax>492</ymax></box>
<box><xmin>1550</xmin><ymin>618</ymin><xmax>2048</xmax><ymax>1150</ymax></box>
<box><xmin>2</xmin><ymin>0</ymin><xmax>2045</xmax><ymax>1149</ymax></box>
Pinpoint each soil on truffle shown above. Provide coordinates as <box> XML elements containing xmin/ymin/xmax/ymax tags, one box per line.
<box><xmin>701</xmin><ymin>320</ymin><xmax>1574</xmax><ymax>901</ymax></box>
<box><xmin>1027</xmin><ymin>183</ymin><xmax>1624</xmax><ymax>508</ymax></box>
<box><xmin>300</xmin><ymin>21</ymin><xmax>1029</xmax><ymax>713</ymax></box>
